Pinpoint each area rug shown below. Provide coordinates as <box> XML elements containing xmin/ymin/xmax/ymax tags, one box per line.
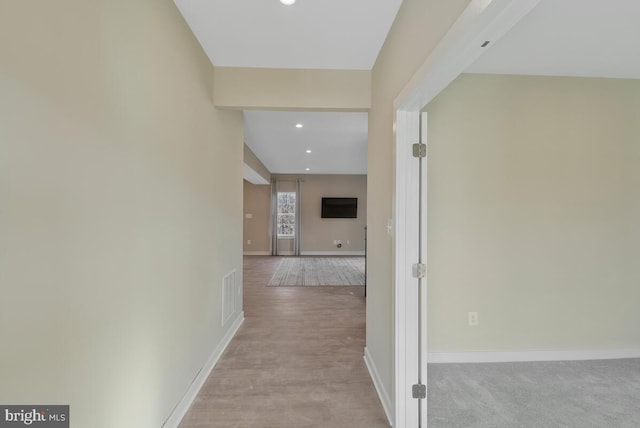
<box><xmin>267</xmin><ymin>257</ymin><xmax>365</xmax><ymax>286</ymax></box>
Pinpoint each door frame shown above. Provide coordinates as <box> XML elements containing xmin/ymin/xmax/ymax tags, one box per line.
<box><xmin>392</xmin><ymin>1</ymin><xmax>543</xmax><ymax>426</ymax></box>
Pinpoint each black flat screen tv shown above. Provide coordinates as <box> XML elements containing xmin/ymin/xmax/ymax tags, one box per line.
<box><xmin>321</xmin><ymin>197</ymin><xmax>358</xmax><ymax>219</ymax></box>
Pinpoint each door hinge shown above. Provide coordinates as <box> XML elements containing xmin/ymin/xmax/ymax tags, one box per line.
<box><xmin>412</xmin><ymin>143</ymin><xmax>427</xmax><ymax>158</ymax></box>
<box><xmin>412</xmin><ymin>263</ymin><xmax>427</xmax><ymax>279</ymax></box>
<box><xmin>412</xmin><ymin>383</ymin><xmax>427</xmax><ymax>399</ymax></box>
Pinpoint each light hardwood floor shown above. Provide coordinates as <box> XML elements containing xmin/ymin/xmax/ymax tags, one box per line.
<box><xmin>179</xmin><ymin>256</ymin><xmax>389</xmax><ymax>428</ymax></box>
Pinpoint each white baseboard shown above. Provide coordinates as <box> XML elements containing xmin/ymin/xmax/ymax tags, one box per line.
<box><xmin>163</xmin><ymin>312</ymin><xmax>244</xmax><ymax>427</ymax></box>
<box><xmin>364</xmin><ymin>347</ymin><xmax>393</xmax><ymax>427</ymax></box>
<box><xmin>243</xmin><ymin>251</ymin><xmax>270</xmax><ymax>256</ymax></box>
<box><xmin>427</xmin><ymin>348</ymin><xmax>640</xmax><ymax>364</ymax></box>
<box><xmin>300</xmin><ymin>251</ymin><xmax>366</xmax><ymax>256</ymax></box>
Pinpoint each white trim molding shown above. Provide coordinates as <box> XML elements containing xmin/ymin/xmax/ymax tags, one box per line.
<box><xmin>393</xmin><ymin>110</ymin><xmax>421</xmax><ymax>428</ymax></box>
<box><xmin>163</xmin><ymin>312</ymin><xmax>245</xmax><ymax>428</ymax></box>
<box><xmin>392</xmin><ymin>1</ymin><xmax>544</xmax><ymax>426</ymax></box>
<box><xmin>300</xmin><ymin>251</ymin><xmax>365</xmax><ymax>256</ymax></box>
<box><xmin>364</xmin><ymin>348</ymin><xmax>393</xmax><ymax>427</ymax></box>
<box><xmin>427</xmin><ymin>348</ymin><xmax>640</xmax><ymax>364</ymax></box>
<box><xmin>243</xmin><ymin>251</ymin><xmax>271</xmax><ymax>256</ymax></box>
<box><xmin>394</xmin><ymin>0</ymin><xmax>543</xmax><ymax>112</ymax></box>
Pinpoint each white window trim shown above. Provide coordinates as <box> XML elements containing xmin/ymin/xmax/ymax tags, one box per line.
<box><xmin>276</xmin><ymin>192</ymin><xmax>296</xmax><ymax>239</ymax></box>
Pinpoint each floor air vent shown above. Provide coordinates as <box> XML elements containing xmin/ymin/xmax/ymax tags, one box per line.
<box><xmin>222</xmin><ymin>270</ymin><xmax>237</xmax><ymax>325</ymax></box>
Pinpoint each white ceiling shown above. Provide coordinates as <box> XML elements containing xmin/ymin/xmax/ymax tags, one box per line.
<box><xmin>174</xmin><ymin>0</ymin><xmax>640</xmax><ymax>177</ymax></box>
<box><xmin>244</xmin><ymin>111</ymin><xmax>368</xmax><ymax>175</ymax></box>
<box><xmin>173</xmin><ymin>0</ymin><xmax>403</xmax><ymax>70</ymax></box>
<box><xmin>467</xmin><ymin>0</ymin><xmax>640</xmax><ymax>78</ymax></box>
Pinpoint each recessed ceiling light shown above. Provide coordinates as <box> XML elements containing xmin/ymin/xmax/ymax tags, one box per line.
<box><xmin>305</xmin><ymin>168</ymin><xmax>310</xmax><ymax>171</ymax></box>
<box><xmin>295</xmin><ymin>123</ymin><xmax>303</xmax><ymax>128</ymax></box>
<box><xmin>280</xmin><ymin>0</ymin><xmax>296</xmax><ymax>5</ymax></box>
<box><xmin>305</xmin><ymin>149</ymin><xmax>312</xmax><ymax>153</ymax></box>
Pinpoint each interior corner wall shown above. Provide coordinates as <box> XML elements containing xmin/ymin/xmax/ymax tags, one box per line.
<box><xmin>367</xmin><ymin>0</ymin><xmax>473</xmax><ymax>408</ymax></box>
<box><xmin>244</xmin><ymin>143</ymin><xmax>271</xmax><ymax>183</ymax></box>
<box><xmin>0</xmin><ymin>1</ymin><xmax>243</xmax><ymax>427</ymax></box>
<box><xmin>425</xmin><ymin>73</ymin><xmax>640</xmax><ymax>352</ymax></box>
<box><xmin>243</xmin><ymin>180</ymin><xmax>271</xmax><ymax>253</ymax></box>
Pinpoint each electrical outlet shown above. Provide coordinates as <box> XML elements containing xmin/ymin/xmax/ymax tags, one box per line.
<box><xmin>346</xmin><ymin>240</ymin><xmax>350</xmax><ymax>245</ymax></box>
<box><xmin>247</xmin><ymin>239</ymin><xmax>251</xmax><ymax>245</ymax></box>
<box><xmin>468</xmin><ymin>312</ymin><xmax>478</xmax><ymax>326</ymax></box>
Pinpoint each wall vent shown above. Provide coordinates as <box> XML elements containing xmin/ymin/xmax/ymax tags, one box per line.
<box><xmin>222</xmin><ymin>270</ymin><xmax>237</xmax><ymax>325</ymax></box>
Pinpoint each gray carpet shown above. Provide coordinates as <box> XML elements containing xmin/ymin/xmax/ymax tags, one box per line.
<box><xmin>267</xmin><ymin>256</ymin><xmax>365</xmax><ymax>286</ymax></box>
<box><xmin>428</xmin><ymin>358</ymin><xmax>640</xmax><ymax>427</ymax></box>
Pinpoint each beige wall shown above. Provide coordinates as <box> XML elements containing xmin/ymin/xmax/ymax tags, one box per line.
<box><xmin>243</xmin><ymin>181</ymin><xmax>271</xmax><ymax>253</ymax></box>
<box><xmin>214</xmin><ymin>67</ymin><xmax>371</xmax><ymax>111</ymax></box>
<box><xmin>425</xmin><ymin>73</ymin><xmax>640</xmax><ymax>351</ymax></box>
<box><xmin>367</xmin><ymin>0</ymin><xmax>473</xmax><ymax>403</ymax></box>
<box><xmin>244</xmin><ymin>143</ymin><xmax>271</xmax><ymax>183</ymax></box>
<box><xmin>248</xmin><ymin>175</ymin><xmax>367</xmax><ymax>254</ymax></box>
<box><xmin>276</xmin><ymin>175</ymin><xmax>367</xmax><ymax>253</ymax></box>
<box><xmin>0</xmin><ymin>1</ymin><xmax>243</xmax><ymax>427</ymax></box>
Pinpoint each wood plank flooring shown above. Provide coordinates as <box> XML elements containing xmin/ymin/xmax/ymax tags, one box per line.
<box><xmin>179</xmin><ymin>256</ymin><xmax>389</xmax><ymax>428</ymax></box>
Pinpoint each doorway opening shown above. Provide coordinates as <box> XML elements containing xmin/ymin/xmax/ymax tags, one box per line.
<box><xmin>392</xmin><ymin>1</ymin><xmax>543</xmax><ymax>426</ymax></box>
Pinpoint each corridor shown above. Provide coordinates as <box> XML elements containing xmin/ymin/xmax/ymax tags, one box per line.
<box><xmin>179</xmin><ymin>256</ymin><xmax>388</xmax><ymax>427</ymax></box>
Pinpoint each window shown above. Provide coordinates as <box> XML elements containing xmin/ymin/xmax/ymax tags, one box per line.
<box><xmin>277</xmin><ymin>192</ymin><xmax>296</xmax><ymax>237</ymax></box>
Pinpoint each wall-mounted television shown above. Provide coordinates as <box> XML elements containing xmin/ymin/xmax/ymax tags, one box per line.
<box><xmin>321</xmin><ymin>197</ymin><xmax>358</xmax><ymax>219</ymax></box>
